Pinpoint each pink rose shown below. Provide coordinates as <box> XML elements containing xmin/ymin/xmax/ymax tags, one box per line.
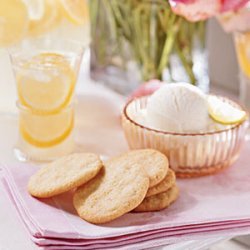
<box><xmin>219</xmin><ymin>6</ymin><xmax>250</xmax><ymax>32</ymax></box>
<box><xmin>220</xmin><ymin>0</ymin><xmax>249</xmax><ymax>13</ymax></box>
<box><xmin>127</xmin><ymin>79</ymin><xmax>163</xmax><ymax>102</ymax></box>
<box><xmin>169</xmin><ymin>0</ymin><xmax>249</xmax><ymax>22</ymax></box>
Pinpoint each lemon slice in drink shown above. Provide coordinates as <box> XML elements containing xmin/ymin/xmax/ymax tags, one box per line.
<box><xmin>60</xmin><ymin>0</ymin><xmax>89</xmax><ymax>25</ymax></box>
<box><xmin>234</xmin><ymin>32</ymin><xmax>250</xmax><ymax>79</ymax></box>
<box><xmin>0</xmin><ymin>0</ymin><xmax>29</xmax><ymax>46</ymax></box>
<box><xmin>208</xmin><ymin>95</ymin><xmax>247</xmax><ymax>125</ymax></box>
<box><xmin>20</xmin><ymin>106</ymin><xmax>74</xmax><ymax>148</ymax></box>
<box><xmin>17</xmin><ymin>53</ymin><xmax>76</xmax><ymax>114</ymax></box>
<box><xmin>23</xmin><ymin>0</ymin><xmax>44</xmax><ymax>20</ymax></box>
<box><xmin>27</xmin><ymin>0</ymin><xmax>61</xmax><ymax>37</ymax></box>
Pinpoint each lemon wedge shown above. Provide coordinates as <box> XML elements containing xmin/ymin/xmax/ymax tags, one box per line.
<box><xmin>20</xmin><ymin>106</ymin><xmax>74</xmax><ymax>148</ymax></box>
<box><xmin>17</xmin><ymin>53</ymin><xmax>76</xmax><ymax>114</ymax></box>
<box><xmin>208</xmin><ymin>95</ymin><xmax>247</xmax><ymax>125</ymax></box>
<box><xmin>0</xmin><ymin>0</ymin><xmax>29</xmax><ymax>47</ymax></box>
<box><xmin>60</xmin><ymin>0</ymin><xmax>89</xmax><ymax>25</ymax></box>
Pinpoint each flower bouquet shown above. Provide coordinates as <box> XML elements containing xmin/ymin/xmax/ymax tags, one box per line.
<box><xmin>89</xmin><ymin>0</ymin><xmax>249</xmax><ymax>95</ymax></box>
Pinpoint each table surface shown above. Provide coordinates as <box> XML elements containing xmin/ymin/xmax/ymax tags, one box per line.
<box><xmin>0</xmin><ymin>59</ymin><xmax>249</xmax><ymax>250</ymax></box>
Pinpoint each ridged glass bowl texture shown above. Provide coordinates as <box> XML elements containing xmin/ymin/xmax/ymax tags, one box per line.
<box><xmin>122</xmin><ymin>96</ymin><xmax>249</xmax><ymax>178</ymax></box>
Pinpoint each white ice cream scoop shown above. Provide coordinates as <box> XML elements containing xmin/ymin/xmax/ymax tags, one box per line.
<box><xmin>146</xmin><ymin>83</ymin><xmax>209</xmax><ymax>133</ymax></box>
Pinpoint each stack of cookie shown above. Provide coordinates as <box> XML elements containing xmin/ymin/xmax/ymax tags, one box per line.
<box><xmin>28</xmin><ymin>149</ymin><xmax>179</xmax><ymax>224</ymax></box>
<box><xmin>134</xmin><ymin>169</ymin><xmax>178</xmax><ymax>212</ymax></box>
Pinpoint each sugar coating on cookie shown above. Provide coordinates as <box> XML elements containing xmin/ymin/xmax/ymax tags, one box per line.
<box><xmin>146</xmin><ymin>169</ymin><xmax>176</xmax><ymax>197</ymax></box>
<box><xmin>121</xmin><ymin>149</ymin><xmax>169</xmax><ymax>188</ymax></box>
<box><xmin>134</xmin><ymin>185</ymin><xmax>179</xmax><ymax>212</ymax></box>
<box><xmin>73</xmin><ymin>157</ymin><xmax>149</xmax><ymax>224</ymax></box>
<box><xmin>28</xmin><ymin>153</ymin><xmax>103</xmax><ymax>198</ymax></box>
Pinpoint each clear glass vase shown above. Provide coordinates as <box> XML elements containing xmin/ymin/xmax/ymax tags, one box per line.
<box><xmin>89</xmin><ymin>0</ymin><xmax>209</xmax><ymax>95</ymax></box>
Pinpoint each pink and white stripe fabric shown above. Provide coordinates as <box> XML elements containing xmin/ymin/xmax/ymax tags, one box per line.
<box><xmin>1</xmin><ymin>140</ymin><xmax>250</xmax><ymax>249</ymax></box>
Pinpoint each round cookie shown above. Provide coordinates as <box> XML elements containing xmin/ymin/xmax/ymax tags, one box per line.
<box><xmin>73</xmin><ymin>157</ymin><xmax>149</xmax><ymax>224</ymax></box>
<box><xmin>28</xmin><ymin>153</ymin><xmax>102</xmax><ymax>198</ymax></box>
<box><xmin>120</xmin><ymin>149</ymin><xmax>169</xmax><ymax>188</ymax></box>
<box><xmin>134</xmin><ymin>185</ymin><xmax>179</xmax><ymax>212</ymax></box>
<box><xmin>146</xmin><ymin>169</ymin><xmax>176</xmax><ymax>197</ymax></box>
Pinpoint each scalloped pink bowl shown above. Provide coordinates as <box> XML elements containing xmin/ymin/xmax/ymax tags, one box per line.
<box><xmin>122</xmin><ymin>96</ymin><xmax>249</xmax><ymax>178</ymax></box>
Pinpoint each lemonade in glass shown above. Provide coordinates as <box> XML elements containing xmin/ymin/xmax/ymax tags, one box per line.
<box><xmin>234</xmin><ymin>32</ymin><xmax>250</xmax><ymax>111</ymax></box>
<box><xmin>0</xmin><ymin>0</ymin><xmax>89</xmax><ymax>114</ymax></box>
<box><xmin>9</xmin><ymin>38</ymin><xmax>84</xmax><ymax>161</ymax></box>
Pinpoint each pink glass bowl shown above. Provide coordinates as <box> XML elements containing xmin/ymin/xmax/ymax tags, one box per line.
<box><xmin>122</xmin><ymin>96</ymin><xmax>249</xmax><ymax>178</ymax></box>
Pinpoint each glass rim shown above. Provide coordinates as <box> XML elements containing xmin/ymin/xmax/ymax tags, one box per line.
<box><xmin>8</xmin><ymin>36</ymin><xmax>85</xmax><ymax>56</ymax></box>
<box><xmin>123</xmin><ymin>95</ymin><xmax>249</xmax><ymax>136</ymax></box>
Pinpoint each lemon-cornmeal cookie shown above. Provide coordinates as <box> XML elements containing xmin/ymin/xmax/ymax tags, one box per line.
<box><xmin>134</xmin><ymin>185</ymin><xmax>179</xmax><ymax>212</ymax></box>
<box><xmin>28</xmin><ymin>153</ymin><xmax>102</xmax><ymax>198</ymax></box>
<box><xmin>146</xmin><ymin>169</ymin><xmax>176</xmax><ymax>197</ymax></box>
<box><xmin>73</xmin><ymin>156</ymin><xmax>149</xmax><ymax>224</ymax></box>
<box><xmin>120</xmin><ymin>149</ymin><xmax>169</xmax><ymax>188</ymax></box>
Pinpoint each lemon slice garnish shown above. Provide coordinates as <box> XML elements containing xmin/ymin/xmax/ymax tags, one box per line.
<box><xmin>208</xmin><ymin>95</ymin><xmax>247</xmax><ymax>125</ymax></box>
<box><xmin>17</xmin><ymin>53</ymin><xmax>76</xmax><ymax>114</ymax></box>
<box><xmin>20</xmin><ymin>107</ymin><xmax>74</xmax><ymax>148</ymax></box>
<box><xmin>60</xmin><ymin>0</ymin><xmax>89</xmax><ymax>25</ymax></box>
<box><xmin>0</xmin><ymin>0</ymin><xmax>29</xmax><ymax>47</ymax></box>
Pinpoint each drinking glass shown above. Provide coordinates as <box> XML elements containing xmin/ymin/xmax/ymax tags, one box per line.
<box><xmin>9</xmin><ymin>37</ymin><xmax>84</xmax><ymax>162</ymax></box>
<box><xmin>234</xmin><ymin>32</ymin><xmax>250</xmax><ymax>111</ymax></box>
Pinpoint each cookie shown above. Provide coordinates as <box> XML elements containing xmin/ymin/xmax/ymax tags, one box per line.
<box><xmin>28</xmin><ymin>153</ymin><xmax>102</xmax><ymax>198</ymax></box>
<box><xmin>146</xmin><ymin>169</ymin><xmax>176</xmax><ymax>197</ymax></box>
<box><xmin>134</xmin><ymin>185</ymin><xmax>179</xmax><ymax>212</ymax></box>
<box><xmin>119</xmin><ymin>149</ymin><xmax>169</xmax><ymax>188</ymax></box>
<box><xmin>73</xmin><ymin>156</ymin><xmax>149</xmax><ymax>224</ymax></box>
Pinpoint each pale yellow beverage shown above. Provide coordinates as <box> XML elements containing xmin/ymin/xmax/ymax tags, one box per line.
<box><xmin>25</xmin><ymin>0</ymin><xmax>90</xmax><ymax>45</ymax></box>
<box><xmin>234</xmin><ymin>32</ymin><xmax>250</xmax><ymax>110</ymax></box>
<box><xmin>0</xmin><ymin>0</ymin><xmax>88</xmax><ymax>161</ymax></box>
<box><xmin>9</xmin><ymin>38</ymin><xmax>84</xmax><ymax>161</ymax></box>
<box><xmin>0</xmin><ymin>0</ymin><xmax>29</xmax><ymax>114</ymax></box>
<box><xmin>16</xmin><ymin>102</ymin><xmax>75</xmax><ymax>161</ymax></box>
